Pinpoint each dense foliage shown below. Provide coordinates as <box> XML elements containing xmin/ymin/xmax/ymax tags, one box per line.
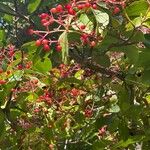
<box><xmin>0</xmin><ymin>0</ymin><xmax>150</xmax><ymax>149</ymax></box>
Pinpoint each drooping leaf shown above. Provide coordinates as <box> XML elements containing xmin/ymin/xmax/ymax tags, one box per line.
<box><xmin>27</xmin><ymin>0</ymin><xmax>41</xmax><ymax>14</ymax></box>
<box><xmin>59</xmin><ymin>31</ymin><xmax>69</xmax><ymax>64</ymax></box>
<box><xmin>34</xmin><ymin>57</ymin><xmax>52</xmax><ymax>74</ymax></box>
<box><xmin>92</xmin><ymin>9</ymin><xmax>109</xmax><ymax>27</ymax></box>
<box><xmin>125</xmin><ymin>0</ymin><xmax>149</xmax><ymax>17</ymax></box>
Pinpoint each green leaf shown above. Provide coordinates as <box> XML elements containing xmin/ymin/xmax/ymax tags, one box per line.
<box><xmin>92</xmin><ymin>9</ymin><xmax>109</xmax><ymax>27</ymax></box>
<box><xmin>27</xmin><ymin>93</ymin><xmax>38</xmax><ymax>102</ymax></box>
<box><xmin>0</xmin><ymin>109</ymin><xmax>5</xmax><ymax>139</ymax></box>
<box><xmin>143</xmin><ymin>34</ymin><xmax>150</xmax><ymax>48</ymax></box>
<box><xmin>9</xmin><ymin>70</ymin><xmax>24</xmax><ymax>82</ymax></box>
<box><xmin>136</xmin><ymin>51</ymin><xmax>150</xmax><ymax>69</ymax></box>
<box><xmin>140</xmin><ymin>70</ymin><xmax>150</xmax><ymax>85</ymax></box>
<box><xmin>59</xmin><ymin>31</ymin><xmax>69</xmax><ymax>64</ymax></box>
<box><xmin>68</xmin><ymin>32</ymin><xmax>81</xmax><ymax>43</ymax></box>
<box><xmin>72</xmin><ymin>13</ymin><xmax>93</xmax><ymax>33</ymax></box>
<box><xmin>0</xmin><ymin>29</ymin><xmax>6</xmax><ymax>42</ymax></box>
<box><xmin>112</xmin><ymin>136</ymin><xmax>144</xmax><ymax>149</ymax></box>
<box><xmin>34</xmin><ymin>57</ymin><xmax>52</xmax><ymax>74</ymax></box>
<box><xmin>93</xmin><ymin>140</ymin><xmax>111</xmax><ymax>150</ymax></box>
<box><xmin>122</xmin><ymin>46</ymin><xmax>139</xmax><ymax>64</ymax></box>
<box><xmin>118</xmin><ymin>87</ymin><xmax>130</xmax><ymax>113</ymax></box>
<box><xmin>27</xmin><ymin>0</ymin><xmax>41</xmax><ymax>14</ymax></box>
<box><xmin>97</xmin><ymin>34</ymin><xmax>118</xmax><ymax>53</ymax></box>
<box><xmin>145</xmin><ymin>94</ymin><xmax>150</xmax><ymax>104</ymax></box>
<box><xmin>125</xmin><ymin>0</ymin><xmax>149</xmax><ymax>17</ymax></box>
<box><xmin>118</xmin><ymin>121</ymin><xmax>129</xmax><ymax>141</ymax></box>
<box><xmin>3</xmin><ymin>14</ymin><xmax>13</xmax><ymax>23</ymax></box>
<box><xmin>108</xmin><ymin>104</ymin><xmax>120</xmax><ymax>113</ymax></box>
<box><xmin>93</xmin><ymin>54</ymin><xmax>110</xmax><ymax>67</ymax></box>
<box><xmin>43</xmin><ymin>127</ymin><xmax>53</xmax><ymax>141</ymax></box>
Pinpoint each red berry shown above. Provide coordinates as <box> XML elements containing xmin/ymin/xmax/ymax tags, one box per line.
<box><xmin>56</xmin><ymin>45</ymin><xmax>62</xmax><ymax>52</ymax></box>
<box><xmin>25</xmin><ymin>64</ymin><xmax>31</xmax><ymax>69</ymax></box>
<box><xmin>35</xmin><ymin>40</ymin><xmax>42</xmax><ymax>47</ymax></box>
<box><xmin>81</xmin><ymin>33</ymin><xmax>89</xmax><ymax>43</ymax></box>
<box><xmin>7</xmin><ymin>70</ymin><xmax>11</xmax><ymax>75</ymax></box>
<box><xmin>56</xmin><ymin>4</ymin><xmax>63</xmax><ymax>12</ymax></box>
<box><xmin>98</xmin><ymin>126</ymin><xmax>107</xmax><ymax>136</ymax></box>
<box><xmin>0</xmin><ymin>80</ymin><xmax>6</xmax><ymax>85</ymax></box>
<box><xmin>82</xmin><ymin>33</ymin><xmax>88</xmax><ymax>39</ymax></box>
<box><xmin>43</xmin><ymin>44</ymin><xmax>50</xmax><ymax>51</ymax></box>
<box><xmin>18</xmin><ymin>64</ymin><xmax>23</xmax><ymax>70</ymax></box>
<box><xmin>50</xmin><ymin>8</ymin><xmax>57</xmax><ymax>14</ymax></box>
<box><xmin>39</xmin><ymin>13</ymin><xmax>49</xmax><ymax>19</ymax></box>
<box><xmin>0</xmin><ymin>69</ymin><xmax>3</xmax><ymax>73</ymax></box>
<box><xmin>113</xmin><ymin>7</ymin><xmax>120</xmax><ymax>14</ymax></box>
<box><xmin>49</xmin><ymin>18</ymin><xmax>54</xmax><ymax>25</ymax></box>
<box><xmin>34</xmin><ymin>108</ymin><xmax>40</xmax><ymax>113</ymax></box>
<box><xmin>68</xmin><ymin>8</ymin><xmax>76</xmax><ymax>15</ymax></box>
<box><xmin>92</xmin><ymin>4</ymin><xmax>97</xmax><ymax>9</ymax></box>
<box><xmin>121</xmin><ymin>2</ymin><xmax>126</xmax><ymax>8</ymax></box>
<box><xmin>27</xmin><ymin>29</ymin><xmax>34</xmax><ymax>35</ymax></box>
<box><xmin>65</xmin><ymin>4</ymin><xmax>71</xmax><ymax>10</ymax></box>
<box><xmin>9</xmin><ymin>51</ymin><xmax>14</xmax><ymax>57</ymax></box>
<box><xmin>77</xmin><ymin>4</ymin><xmax>84</xmax><ymax>10</ymax></box>
<box><xmin>43</xmin><ymin>21</ymin><xmax>50</xmax><ymax>26</ymax></box>
<box><xmin>90</xmin><ymin>41</ymin><xmax>96</xmax><ymax>47</ymax></box>
<box><xmin>80</xmin><ymin>25</ymin><xmax>86</xmax><ymax>30</ymax></box>
<box><xmin>85</xmin><ymin>2</ymin><xmax>91</xmax><ymax>8</ymax></box>
<box><xmin>31</xmin><ymin>79</ymin><xmax>38</xmax><ymax>84</ymax></box>
<box><xmin>71</xmin><ymin>88</ymin><xmax>80</xmax><ymax>96</ymax></box>
<box><xmin>84</xmin><ymin>109</ymin><xmax>93</xmax><ymax>118</ymax></box>
<box><xmin>41</xmin><ymin>19</ymin><xmax>47</xmax><ymax>25</ymax></box>
<box><xmin>42</xmin><ymin>39</ymin><xmax>49</xmax><ymax>45</ymax></box>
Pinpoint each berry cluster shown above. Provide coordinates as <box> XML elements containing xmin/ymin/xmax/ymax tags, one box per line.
<box><xmin>84</xmin><ymin>108</ymin><xmax>93</xmax><ymax>118</ymax></box>
<box><xmin>28</xmin><ymin>1</ymin><xmax>99</xmax><ymax>52</ymax></box>
<box><xmin>104</xmin><ymin>0</ymin><xmax>126</xmax><ymax>14</ymax></box>
<box><xmin>37</xmin><ymin>91</ymin><xmax>53</xmax><ymax>105</ymax></box>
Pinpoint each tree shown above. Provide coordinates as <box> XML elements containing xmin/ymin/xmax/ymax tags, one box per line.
<box><xmin>0</xmin><ymin>0</ymin><xmax>150</xmax><ymax>149</ymax></box>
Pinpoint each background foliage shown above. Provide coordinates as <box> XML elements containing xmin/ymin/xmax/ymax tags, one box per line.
<box><xmin>0</xmin><ymin>0</ymin><xmax>150</xmax><ymax>149</ymax></box>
